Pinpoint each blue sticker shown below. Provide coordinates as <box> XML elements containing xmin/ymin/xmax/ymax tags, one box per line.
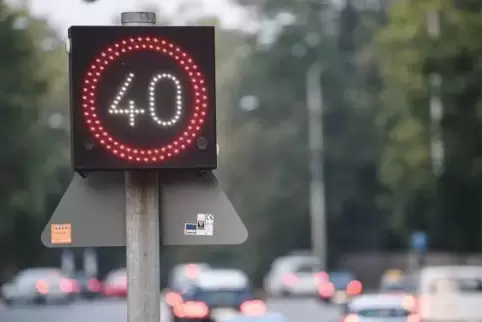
<box><xmin>184</xmin><ymin>223</ymin><xmax>196</xmax><ymax>235</ymax></box>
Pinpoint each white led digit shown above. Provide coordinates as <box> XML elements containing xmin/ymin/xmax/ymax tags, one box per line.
<box><xmin>108</xmin><ymin>72</ymin><xmax>183</xmax><ymax>127</ymax></box>
<box><xmin>108</xmin><ymin>73</ymin><xmax>145</xmax><ymax>127</ymax></box>
<box><xmin>148</xmin><ymin>73</ymin><xmax>183</xmax><ymax>127</ymax></box>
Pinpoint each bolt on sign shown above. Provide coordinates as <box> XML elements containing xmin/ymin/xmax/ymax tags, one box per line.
<box><xmin>69</xmin><ymin>26</ymin><xmax>217</xmax><ymax>172</ymax></box>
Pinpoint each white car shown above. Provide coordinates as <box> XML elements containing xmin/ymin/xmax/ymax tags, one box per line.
<box><xmin>1</xmin><ymin>267</ymin><xmax>77</xmax><ymax>305</ymax></box>
<box><xmin>264</xmin><ymin>254</ymin><xmax>323</xmax><ymax>297</ymax></box>
<box><xmin>411</xmin><ymin>265</ymin><xmax>482</xmax><ymax>322</ymax></box>
<box><xmin>341</xmin><ymin>293</ymin><xmax>418</xmax><ymax>322</ymax></box>
<box><xmin>168</xmin><ymin>263</ymin><xmax>211</xmax><ymax>293</ymax></box>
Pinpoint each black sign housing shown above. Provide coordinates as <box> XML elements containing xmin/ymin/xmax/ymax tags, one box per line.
<box><xmin>69</xmin><ymin>26</ymin><xmax>217</xmax><ymax>172</ymax></box>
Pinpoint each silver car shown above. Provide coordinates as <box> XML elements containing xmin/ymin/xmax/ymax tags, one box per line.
<box><xmin>168</xmin><ymin>263</ymin><xmax>211</xmax><ymax>293</ymax></box>
<box><xmin>341</xmin><ymin>293</ymin><xmax>418</xmax><ymax>322</ymax></box>
<box><xmin>263</xmin><ymin>254</ymin><xmax>322</xmax><ymax>297</ymax></box>
<box><xmin>1</xmin><ymin>268</ymin><xmax>77</xmax><ymax>305</ymax></box>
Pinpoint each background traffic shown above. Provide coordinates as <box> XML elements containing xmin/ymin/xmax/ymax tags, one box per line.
<box><xmin>4</xmin><ymin>255</ymin><xmax>480</xmax><ymax>322</ymax></box>
<box><xmin>0</xmin><ymin>256</ymin><xmax>394</xmax><ymax>322</ymax></box>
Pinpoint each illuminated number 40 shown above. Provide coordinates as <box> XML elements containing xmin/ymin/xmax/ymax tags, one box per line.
<box><xmin>109</xmin><ymin>72</ymin><xmax>183</xmax><ymax>127</ymax></box>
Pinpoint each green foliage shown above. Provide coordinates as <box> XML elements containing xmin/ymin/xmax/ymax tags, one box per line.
<box><xmin>0</xmin><ymin>4</ymin><xmax>69</xmax><ymax>277</ymax></box>
<box><xmin>373</xmin><ymin>0</ymin><xmax>482</xmax><ymax>250</ymax></box>
<box><xmin>213</xmin><ymin>0</ymin><xmax>392</xmax><ymax>282</ymax></box>
<box><xmin>227</xmin><ymin>0</ymin><xmax>482</xmax><ymax>275</ymax></box>
<box><xmin>0</xmin><ymin>5</ymin><xmax>47</xmax><ymax>227</ymax></box>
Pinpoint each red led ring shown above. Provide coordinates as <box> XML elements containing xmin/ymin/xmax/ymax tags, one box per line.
<box><xmin>81</xmin><ymin>36</ymin><xmax>209</xmax><ymax>163</ymax></box>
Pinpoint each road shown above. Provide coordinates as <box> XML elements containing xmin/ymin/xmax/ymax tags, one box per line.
<box><xmin>0</xmin><ymin>297</ymin><xmax>342</xmax><ymax>322</ymax></box>
<box><xmin>268</xmin><ymin>297</ymin><xmax>341</xmax><ymax>322</ymax></box>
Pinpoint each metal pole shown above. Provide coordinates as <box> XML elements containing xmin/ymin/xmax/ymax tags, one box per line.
<box><xmin>121</xmin><ymin>12</ymin><xmax>161</xmax><ymax>322</ymax></box>
<box><xmin>61</xmin><ymin>249</ymin><xmax>75</xmax><ymax>276</ymax></box>
<box><xmin>427</xmin><ymin>10</ymin><xmax>444</xmax><ymax>176</ymax></box>
<box><xmin>306</xmin><ymin>60</ymin><xmax>327</xmax><ymax>270</ymax></box>
<box><xmin>424</xmin><ymin>9</ymin><xmax>442</xmax><ymax>268</ymax></box>
<box><xmin>83</xmin><ymin>248</ymin><xmax>98</xmax><ymax>277</ymax></box>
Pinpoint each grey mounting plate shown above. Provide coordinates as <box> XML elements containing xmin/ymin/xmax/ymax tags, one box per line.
<box><xmin>41</xmin><ymin>171</ymin><xmax>247</xmax><ymax>247</ymax></box>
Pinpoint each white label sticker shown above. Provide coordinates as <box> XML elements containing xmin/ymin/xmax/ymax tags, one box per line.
<box><xmin>205</xmin><ymin>214</ymin><xmax>214</xmax><ymax>236</ymax></box>
<box><xmin>196</xmin><ymin>214</ymin><xmax>206</xmax><ymax>235</ymax></box>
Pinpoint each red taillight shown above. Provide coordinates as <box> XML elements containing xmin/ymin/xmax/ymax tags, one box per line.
<box><xmin>88</xmin><ymin>278</ymin><xmax>101</xmax><ymax>292</ymax></box>
<box><xmin>346</xmin><ymin>280</ymin><xmax>362</xmax><ymax>296</ymax></box>
<box><xmin>318</xmin><ymin>282</ymin><xmax>335</xmax><ymax>298</ymax></box>
<box><xmin>415</xmin><ymin>295</ymin><xmax>424</xmax><ymax>311</ymax></box>
<box><xmin>164</xmin><ymin>290</ymin><xmax>183</xmax><ymax>307</ymax></box>
<box><xmin>36</xmin><ymin>279</ymin><xmax>49</xmax><ymax>294</ymax></box>
<box><xmin>179</xmin><ymin>301</ymin><xmax>209</xmax><ymax>319</ymax></box>
<box><xmin>103</xmin><ymin>286</ymin><xmax>113</xmax><ymax>296</ymax></box>
<box><xmin>173</xmin><ymin>302</ymin><xmax>185</xmax><ymax>318</ymax></box>
<box><xmin>59</xmin><ymin>278</ymin><xmax>78</xmax><ymax>293</ymax></box>
<box><xmin>342</xmin><ymin>314</ymin><xmax>359</xmax><ymax>322</ymax></box>
<box><xmin>407</xmin><ymin>314</ymin><xmax>419</xmax><ymax>322</ymax></box>
<box><xmin>281</xmin><ymin>273</ymin><xmax>298</xmax><ymax>285</ymax></box>
<box><xmin>240</xmin><ymin>299</ymin><xmax>267</xmax><ymax>316</ymax></box>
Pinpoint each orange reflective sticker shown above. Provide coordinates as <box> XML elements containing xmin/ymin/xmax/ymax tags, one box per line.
<box><xmin>51</xmin><ymin>224</ymin><xmax>72</xmax><ymax>244</ymax></box>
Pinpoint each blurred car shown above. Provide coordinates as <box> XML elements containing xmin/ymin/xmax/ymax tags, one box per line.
<box><xmin>168</xmin><ymin>263</ymin><xmax>211</xmax><ymax>293</ymax></box>
<box><xmin>414</xmin><ymin>265</ymin><xmax>482</xmax><ymax>322</ymax></box>
<box><xmin>317</xmin><ymin>270</ymin><xmax>362</xmax><ymax>304</ymax></box>
<box><xmin>1</xmin><ymin>267</ymin><xmax>78</xmax><ymax>305</ymax></box>
<box><xmin>263</xmin><ymin>253</ymin><xmax>324</xmax><ymax>297</ymax></box>
<box><xmin>340</xmin><ymin>293</ymin><xmax>418</xmax><ymax>322</ymax></box>
<box><xmin>171</xmin><ymin>269</ymin><xmax>266</xmax><ymax>322</ymax></box>
<box><xmin>164</xmin><ymin>263</ymin><xmax>211</xmax><ymax>308</ymax></box>
<box><xmin>102</xmin><ymin>268</ymin><xmax>127</xmax><ymax>298</ymax></box>
<box><xmin>380</xmin><ymin>269</ymin><xmax>405</xmax><ymax>292</ymax></box>
<box><xmin>69</xmin><ymin>272</ymin><xmax>102</xmax><ymax>299</ymax></box>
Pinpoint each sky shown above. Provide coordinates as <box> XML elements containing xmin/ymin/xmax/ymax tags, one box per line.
<box><xmin>8</xmin><ymin>0</ymin><xmax>251</xmax><ymax>37</ymax></box>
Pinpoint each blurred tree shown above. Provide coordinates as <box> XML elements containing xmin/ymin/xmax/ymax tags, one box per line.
<box><xmin>226</xmin><ymin>0</ymin><xmax>391</xmax><ymax>283</ymax></box>
<box><xmin>0</xmin><ymin>3</ymin><xmax>68</xmax><ymax>279</ymax></box>
<box><xmin>373</xmin><ymin>0</ymin><xmax>482</xmax><ymax>251</ymax></box>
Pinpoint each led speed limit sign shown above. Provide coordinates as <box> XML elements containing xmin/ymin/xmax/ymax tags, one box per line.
<box><xmin>68</xmin><ymin>26</ymin><xmax>217</xmax><ymax>172</ymax></box>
